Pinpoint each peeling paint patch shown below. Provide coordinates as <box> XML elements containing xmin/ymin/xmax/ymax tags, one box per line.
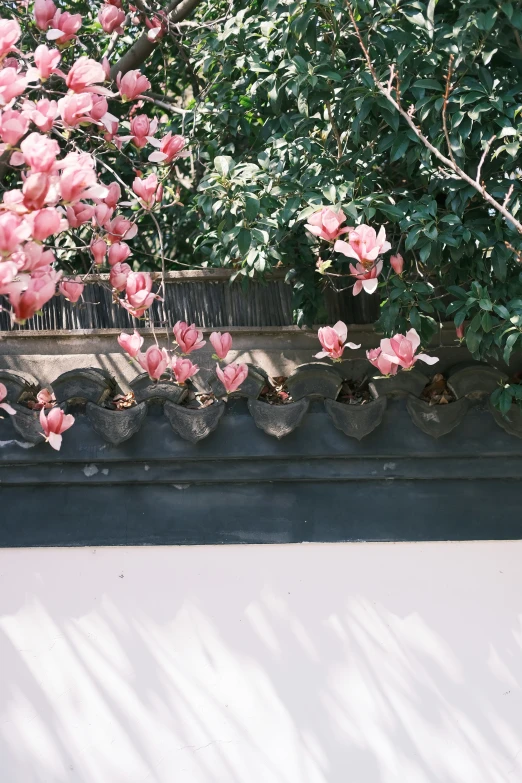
<box><xmin>83</xmin><ymin>464</ymin><xmax>99</xmax><ymax>477</ymax></box>
<box><xmin>101</xmin><ymin>468</ymin><xmax>109</xmax><ymax>475</ymax></box>
<box><xmin>144</xmin><ymin>464</ymin><xmax>150</xmax><ymax>471</ymax></box>
<box><xmin>173</xmin><ymin>484</ymin><xmax>190</xmax><ymax>490</ymax></box>
<box><xmin>383</xmin><ymin>462</ymin><xmax>396</xmax><ymax>471</ymax></box>
<box><xmin>0</xmin><ymin>439</ymin><xmax>35</xmax><ymax>450</ymax></box>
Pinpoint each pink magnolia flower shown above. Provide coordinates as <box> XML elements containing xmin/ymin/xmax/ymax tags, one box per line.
<box><xmin>59</xmin><ymin>277</ymin><xmax>83</xmax><ymax>303</ymax></box>
<box><xmin>58</xmin><ymin>93</ymin><xmax>93</xmax><ymax>128</ymax></box>
<box><xmin>39</xmin><ymin>406</ymin><xmax>74</xmax><ymax>451</ymax></box>
<box><xmin>20</xmin><ymin>132</ymin><xmax>59</xmax><ymax>173</ymax></box>
<box><xmin>108</xmin><ymin>241</ymin><xmax>131</xmax><ymax>266</ymax></box>
<box><xmin>0</xmin><ymin>212</ymin><xmax>31</xmax><ymax>257</ymax></box>
<box><xmin>100</xmin><ymin>182</ymin><xmax>121</xmax><ymax>209</ymax></box>
<box><xmin>33</xmin><ymin>44</ymin><xmax>60</xmax><ymax>80</ymax></box>
<box><xmin>47</xmin><ymin>10</ymin><xmax>82</xmax><ymax>44</ymax></box>
<box><xmin>22</xmin><ymin>172</ymin><xmax>51</xmax><ymax>210</ymax></box>
<box><xmin>0</xmin><ymin>19</ymin><xmax>21</xmax><ymax>60</ymax></box>
<box><xmin>390</xmin><ymin>253</ymin><xmax>404</xmax><ymax>275</ymax></box>
<box><xmin>1</xmin><ymin>189</ymin><xmax>26</xmax><ymax>214</ymax></box>
<box><xmin>103</xmin><ymin>118</ymin><xmax>122</xmax><ymax>148</ymax></box>
<box><xmin>349</xmin><ymin>260</ymin><xmax>383</xmax><ymax>296</ymax></box>
<box><xmin>12</xmin><ymin>242</ymin><xmax>54</xmax><ymax>273</ymax></box>
<box><xmin>148</xmin><ymin>132</ymin><xmax>188</xmax><ymax>164</ymax></box>
<box><xmin>117</xmin><ymin>69</ymin><xmax>151</xmax><ymax>101</ymax></box>
<box><xmin>172</xmin><ymin>356</ymin><xmax>199</xmax><ymax>385</ymax></box>
<box><xmin>124</xmin><ymin>271</ymin><xmax>156</xmax><ymax>316</ymax></box>
<box><xmin>104</xmin><ymin>215</ymin><xmax>137</xmax><ymax>243</ymax></box>
<box><xmin>380</xmin><ymin>329</ymin><xmax>439</xmax><ymax>370</ymax></box>
<box><xmin>0</xmin><ymin>382</ymin><xmax>16</xmax><ymax>416</ymax></box>
<box><xmin>88</xmin><ymin>95</ymin><xmax>112</xmax><ymax>124</ymax></box>
<box><xmin>210</xmin><ymin>331</ymin><xmax>232</xmax><ymax>360</ymax></box>
<box><xmin>456</xmin><ymin>323</ymin><xmax>465</xmax><ymax>340</ymax></box>
<box><xmin>65</xmin><ymin>56</ymin><xmax>107</xmax><ymax>93</ymax></box>
<box><xmin>98</xmin><ymin>5</ymin><xmax>125</xmax><ymax>34</ymax></box>
<box><xmin>90</xmin><ymin>238</ymin><xmax>107</xmax><ymax>265</ymax></box>
<box><xmin>118</xmin><ymin>329</ymin><xmax>143</xmax><ymax>358</ymax></box>
<box><xmin>28</xmin><ymin>207</ymin><xmax>65</xmax><ymax>241</ymax></box>
<box><xmin>94</xmin><ymin>203</ymin><xmax>113</xmax><ymax>228</ymax></box>
<box><xmin>334</xmin><ymin>224</ymin><xmax>391</xmax><ymax>267</ymax></box>
<box><xmin>123</xmin><ymin>114</ymin><xmax>157</xmax><ymax>148</ymax></box>
<box><xmin>132</xmin><ymin>174</ymin><xmax>161</xmax><ymax>209</ymax></box>
<box><xmin>59</xmin><ymin>164</ymin><xmax>106</xmax><ymax>204</ymax></box>
<box><xmin>173</xmin><ymin>321</ymin><xmax>205</xmax><ymax>354</ymax></box>
<box><xmin>34</xmin><ymin>0</ymin><xmax>57</xmax><ymax>31</ymax></box>
<box><xmin>216</xmin><ymin>363</ymin><xmax>248</xmax><ymax>394</ymax></box>
<box><xmin>22</xmin><ymin>98</ymin><xmax>58</xmax><ymax>133</ymax></box>
<box><xmin>33</xmin><ymin>388</ymin><xmax>55</xmax><ymax>410</ymax></box>
<box><xmin>0</xmin><ymin>260</ymin><xmax>18</xmax><ymax>294</ymax></box>
<box><xmin>0</xmin><ymin>109</ymin><xmax>29</xmax><ymax>148</ymax></box>
<box><xmin>137</xmin><ymin>345</ymin><xmax>169</xmax><ymax>381</ymax></box>
<box><xmin>366</xmin><ymin>347</ymin><xmax>398</xmax><ymax>377</ymax></box>
<box><xmin>0</xmin><ymin>68</ymin><xmax>27</xmax><ymax>106</ymax></box>
<box><xmin>66</xmin><ymin>202</ymin><xmax>94</xmax><ymax>228</ymax></box>
<box><xmin>305</xmin><ymin>207</ymin><xmax>351</xmax><ymax>242</ymax></box>
<box><xmin>315</xmin><ymin>320</ymin><xmax>360</xmax><ymax>360</ymax></box>
<box><xmin>110</xmin><ymin>261</ymin><xmax>131</xmax><ymax>290</ymax></box>
<box><xmin>8</xmin><ymin>270</ymin><xmax>60</xmax><ymax>322</ymax></box>
<box><xmin>145</xmin><ymin>13</ymin><xmax>166</xmax><ymax>41</ymax></box>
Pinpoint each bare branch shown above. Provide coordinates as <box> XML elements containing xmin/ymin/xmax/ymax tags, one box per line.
<box><xmin>476</xmin><ymin>135</ymin><xmax>495</xmax><ymax>185</ymax></box>
<box><xmin>141</xmin><ymin>93</ymin><xmax>192</xmax><ymax>115</ymax></box>
<box><xmin>346</xmin><ymin>1</ymin><xmax>522</xmax><ymax>235</ymax></box>
<box><xmin>503</xmin><ymin>183</ymin><xmax>515</xmax><ymax>209</ymax></box>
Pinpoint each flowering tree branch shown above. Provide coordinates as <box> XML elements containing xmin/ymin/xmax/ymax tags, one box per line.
<box><xmin>346</xmin><ymin>1</ymin><xmax>522</xmax><ymax>236</ymax></box>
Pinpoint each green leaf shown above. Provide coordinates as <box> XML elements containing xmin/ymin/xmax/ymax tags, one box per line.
<box><xmin>479</xmin><ymin>298</ymin><xmax>493</xmax><ymax>311</ymax></box>
<box><xmin>409</xmin><ymin>307</ymin><xmax>421</xmax><ymax>330</ymax></box>
<box><xmin>413</xmin><ymin>79</ymin><xmax>443</xmax><ymax>90</ymax></box>
<box><xmin>214</xmin><ymin>156</ymin><xmax>235</xmax><ymax>177</ymax></box>
<box><xmin>504</xmin><ymin>331</ymin><xmax>520</xmax><ymax>363</ymax></box>
<box><xmin>238</xmin><ymin>228</ymin><xmax>251</xmax><ymax>256</ymax></box>
<box><xmin>482</xmin><ymin>311</ymin><xmax>493</xmax><ymax>332</ymax></box>
<box><xmin>447</xmin><ymin>285</ymin><xmax>468</xmax><ymax>300</ymax></box>
<box><xmin>493</xmin><ymin>304</ymin><xmax>511</xmax><ymax>319</ymax></box>
<box><xmin>244</xmin><ymin>195</ymin><xmax>260</xmax><ymax>222</ymax></box>
<box><xmin>466</xmin><ymin>330</ymin><xmax>481</xmax><ymax>354</ymax></box>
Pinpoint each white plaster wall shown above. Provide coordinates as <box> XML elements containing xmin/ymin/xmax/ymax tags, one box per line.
<box><xmin>1</xmin><ymin>541</ymin><xmax>521</xmax><ymax>783</ymax></box>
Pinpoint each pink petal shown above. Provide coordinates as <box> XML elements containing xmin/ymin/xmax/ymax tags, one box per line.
<box><xmin>148</xmin><ymin>151</ymin><xmax>167</xmax><ymax>162</ymax></box>
<box><xmin>332</xmin><ymin>320</ymin><xmax>347</xmax><ymax>344</ymax></box>
<box><xmin>352</xmin><ymin>280</ymin><xmax>363</xmax><ymax>296</ymax></box>
<box><xmin>48</xmin><ymin>431</ymin><xmax>62</xmax><ymax>450</ymax></box>
<box><xmin>334</xmin><ymin>240</ymin><xmax>360</xmax><ymax>260</ymax></box>
<box><xmin>416</xmin><ymin>353</ymin><xmax>439</xmax><ymax>365</ymax></box>
<box><xmin>345</xmin><ymin>342</ymin><xmax>361</xmax><ymax>350</ymax></box>
<box><xmin>405</xmin><ymin>328</ymin><xmax>421</xmax><ymax>353</ymax></box>
<box><xmin>362</xmin><ymin>278</ymin><xmax>379</xmax><ymax>294</ymax></box>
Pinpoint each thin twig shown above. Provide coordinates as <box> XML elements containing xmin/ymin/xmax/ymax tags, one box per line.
<box><xmin>476</xmin><ymin>136</ymin><xmax>495</xmax><ymax>185</ymax></box>
<box><xmin>505</xmin><ymin>241</ymin><xmax>522</xmax><ymax>262</ymax></box>
<box><xmin>141</xmin><ymin>93</ymin><xmax>192</xmax><ymax>115</ymax></box>
<box><xmin>346</xmin><ymin>1</ymin><xmax>522</xmax><ymax>235</ymax></box>
<box><xmin>503</xmin><ymin>183</ymin><xmax>515</xmax><ymax>209</ymax></box>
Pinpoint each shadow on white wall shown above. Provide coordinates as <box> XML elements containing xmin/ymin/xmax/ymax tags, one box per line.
<box><xmin>0</xmin><ymin>541</ymin><xmax>521</xmax><ymax>783</ymax></box>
